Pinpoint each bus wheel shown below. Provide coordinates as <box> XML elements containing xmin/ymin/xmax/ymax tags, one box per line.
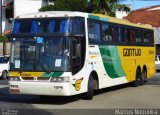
<box><xmin>141</xmin><ymin>69</ymin><xmax>147</xmax><ymax>84</ymax></box>
<box><xmin>94</xmin><ymin>78</ymin><xmax>98</xmax><ymax>90</ymax></box>
<box><xmin>133</xmin><ymin>68</ymin><xmax>141</xmax><ymax>87</ymax></box>
<box><xmin>2</xmin><ymin>71</ymin><xmax>8</xmax><ymax>80</ymax></box>
<box><xmin>85</xmin><ymin>75</ymin><xmax>94</xmax><ymax>100</ymax></box>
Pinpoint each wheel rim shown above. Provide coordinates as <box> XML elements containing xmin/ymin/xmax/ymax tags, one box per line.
<box><xmin>142</xmin><ymin>70</ymin><xmax>147</xmax><ymax>82</ymax></box>
<box><xmin>94</xmin><ymin>79</ymin><xmax>98</xmax><ymax>90</ymax></box>
<box><xmin>2</xmin><ymin>72</ymin><xmax>7</xmax><ymax>79</ymax></box>
<box><xmin>136</xmin><ymin>69</ymin><xmax>141</xmax><ymax>86</ymax></box>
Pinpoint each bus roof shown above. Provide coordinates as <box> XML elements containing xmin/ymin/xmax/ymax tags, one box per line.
<box><xmin>16</xmin><ymin>11</ymin><xmax>89</xmax><ymax>19</ymax></box>
<box><xmin>16</xmin><ymin>11</ymin><xmax>153</xmax><ymax>30</ymax></box>
<box><xmin>90</xmin><ymin>14</ymin><xmax>153</xmax><ymax>30</ymax></box>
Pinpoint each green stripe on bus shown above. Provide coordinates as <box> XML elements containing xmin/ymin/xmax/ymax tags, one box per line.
<box><xmin>99</xmin><ymin>46</ymin><xmax>126</xmax><ymax>78</ymax></box>
<box><xmin>41</xmin><ymin>72</ymin><xmax>63</xmax><ymax>77</ymax></box>
<box><xmin>89</xmin><ymin>15</ymin><xmax>109</xmax><ymax>22</ymax></box>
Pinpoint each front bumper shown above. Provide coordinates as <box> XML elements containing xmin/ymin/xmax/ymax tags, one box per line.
<box><xmin>155</xmin><ymin>64</ymin><xmax>160</xmax><ymax>70</ymax></box>
<box><xmin>9</xmin><ymin>81</ymin><xmax>71</xmax><ymax>96</ymax></box>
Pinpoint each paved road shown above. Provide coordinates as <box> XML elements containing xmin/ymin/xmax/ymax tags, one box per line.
<box><xmin>0</xmin><ymin>73</ymin><xmax>160</xmax><ymax>115</ymax></box>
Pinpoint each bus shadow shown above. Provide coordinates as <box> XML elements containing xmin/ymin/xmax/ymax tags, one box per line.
<box><xmin>94</xmin><ymin>83</ymin><xmax>132</xmax><ymax>96</ymax></box>
<box><xmin>0</xmin><ymin>87</ymin><xmax>80</xmax><ymax>105</ymax></box>
<box><xmin>0</xmin><ymin>78</ymin><xmax>160</xmax><ymax>105</ymax></box>
<box><xmin>93</xmin><ymin>78</ymin><xmax>160</xmax><ymax>97</ymax></box>
<box><xmin>144</xmin><ymin>80</ymin><xmax>160</xmax><ymax>86</ymax></box>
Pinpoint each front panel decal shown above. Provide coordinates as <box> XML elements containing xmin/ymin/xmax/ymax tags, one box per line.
<box><xmin>40</xmin><ymin>72</ymin><xmax>64</xmax><ymax>77</ymax></box>
<box><xmin>9</xmin><ymin>72</ymin><xmax>64</xmax><ymax>78</ymax></box>
<box><xmin>89</xmin><ymin>15</ymin><xmax>109</xmax><ymax>22</ymax></box>
<box><xmin>72</xmin><ymin>78</ymin><xmax>83</xmax><ymax>91</ymax></box>
<box><xmin>99</xmin><ymin>46</ymin><xmax>126</xmax><ymax>78</ymax></box>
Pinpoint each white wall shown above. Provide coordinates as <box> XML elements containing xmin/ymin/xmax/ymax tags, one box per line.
<box><xmin>1</xmin><ymin>0</ymin><xmax>48</xmax><ymax>34</ymax></box>
<box><xmin>14</xmin><ymin>0</ymin><xmax>46</xmax><ymax>17</ymax></box>
<box><xmin>155</xmin><ymin>28</ymin><xmax>160</xmax><ymax>44</ymax></box>
<box><xmin>116</xmin><ymin>10</ymin><xmax>129</xmax><ymax>19</ymax></box>
<box><xmin>2</xmin><ymin>0</ymin><xmax>12</xmax><ymax>34</ymax></box>
<box><xmin>0</xmin><ymin>0</ymin><xmax>2</xmax><ymax>34</ymax></box>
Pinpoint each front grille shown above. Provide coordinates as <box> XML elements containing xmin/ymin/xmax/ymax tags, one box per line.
<box><xmin>37</xmin><ymin>77</ymin><xmax>50</xmax><ymax>80</ymax></box>
<box><xmin>21</xmin><ymin>77</ymin><xmax>50</xmax><ymax>81</ymax></box>
<box><xmin>22</xmin><ymin>77</ymin><xmax>34</xmax><ymax>80</ymax></box>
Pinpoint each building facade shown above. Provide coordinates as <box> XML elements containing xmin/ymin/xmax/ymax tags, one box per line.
<box><xmin>0</xmin><ymin>0</ymin><xmax>2</xmax><ymax>34</ymax></box>
<box><xmin>0</xmin><ymin>0</ymin><xmax>54</xmax><ymax>35</ymax></box>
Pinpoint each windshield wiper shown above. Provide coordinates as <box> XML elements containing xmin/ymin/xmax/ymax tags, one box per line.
<box><xmin>38</xmin><ymin>59</ymin><xmax>51</xmax><ymax>73</ymax></box>
<box><xmin>43</xmin><ymin>64</ymin><xmax>51</xmax><ymax>73</ymax></box>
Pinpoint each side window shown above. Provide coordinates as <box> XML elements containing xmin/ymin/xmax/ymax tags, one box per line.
<box><xmin>130</xmin><ymin>29</ymin><xmax>135</xmax><ymax>43</ymax></box>
<box><xmin>125</xmin><ymin>28</ymin><xmax>131</xmax><ymax>43</ymax></box>
<box><xmin>114</xmin><ymin>26</ymin><xmax>121</xmax><ymax>43</ymax></box>
<box><xmin>102</xmin><ymin>24</ymin><xmax>116</xmax><ymax>43</ymax></box>
<box><xmin>139</xmin><ymin>30</ymin><xmax>143</xmax><ymax>43</ymax></box>
<box><xmin>72</xmin><ymin>17</ymin><xmax>85</xmax><ymax>35</ymax></box>
<box><xmin>135</xmin><ymin>30</ymin><xmax>141</xmax><ymax>43</ymax></box>
<box><xmin>88</xmin><ymin>20</ymin><xmax>101</xmax><ymax>43</ymax></box>
<box><xmin>108</xmin><ymin>25</ymin><xmax>114</xmax><ymax>42</ymax></box>
<box><xmin>150</xmin><ymin>30</ymin><xmax>154</xmax><ymax>46</ymax></box>
<box><xmin>144</xmin><ymin>30</ymin><xmax>150</xmax><ymax>43</ymax></box>
<box><xmin>144</xmin><ymin>30</ymin><xmax>154</xmax><ymax>46</ymax></box>
<box><xmin>120</xmin><ymin>27</ymin><xmax>125</xmax><ymax>43</ymax></box>
<box><xmin>102</xmin><ymin>24</ymin><xmax>109</xmax><ymax>42</ymax></box>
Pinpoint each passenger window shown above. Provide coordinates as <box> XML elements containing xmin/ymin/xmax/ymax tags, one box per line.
<box><xmin>130</xmin><ymin>29</ymin><xmax>135</xmax><ymax>43</ymax></box>
<box><xmin>135</xmin><ymin>30</ymin><xmax>141</xmax><ymax>43</ymax></box>
<box><xmin>139</xmin><ymin>30</ymin><xmax>143</xmax><ymax>42</ymax></box>
<box><xmin>73</xmin><ymin>18</ymin><xmax>85</xmax><ymax>35</ymax></box>
<box><xmin>120</xmin><ymin>27</ymin><xmax>125</xmax><ymax>43</ymax></box>
<box><xmin>144</xmin><ymin>31</ymin><xmax>150</xmax><ymax>43</ymax></box>
<box><xmin>126</xmin><ymin>28</ymin><xmax>131</xmax><ymax>43</ymax></box>
<box><xmin>88</xmin><ymin>21</ymin><xmax>101</xmax><ymax>43</ymax></box>
<box><xmin>114</xmin><ymin>26</ymin><xmax>121</xmax><ymax>43</ymax></box>
<box><xmin>102</xmin><ymin>24</ymin><xmax>109</xmax><ymax>42</ymax></box>
<box><xmin>108</xmin><ymin>25</ymin><xmax>114</xmax><ymax>42</ymax></box>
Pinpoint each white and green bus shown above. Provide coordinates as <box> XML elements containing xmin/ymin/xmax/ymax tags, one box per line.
<box><xmin>9</xmin><ymin>11</ymin><xmax>155</xmax><ymax>99</ymax></box>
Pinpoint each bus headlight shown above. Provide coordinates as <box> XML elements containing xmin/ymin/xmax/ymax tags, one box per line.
<box><xmin>50</xmin><ymin>77</ymin><xmax>69</xmax><ymax>82</ymax></box>
<box><xmin>9</xmin><ymin>77</ymin><xmax>20</xmax><ymax>81</ymax></box>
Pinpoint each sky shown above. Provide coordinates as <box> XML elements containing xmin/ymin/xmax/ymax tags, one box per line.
<box><xmin>121</xmin><ymin>0</ymin><xmax>160</xmax><ymax>10</ymax></box>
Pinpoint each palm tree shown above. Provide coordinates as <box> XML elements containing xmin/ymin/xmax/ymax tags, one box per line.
<box><xmin>88</xmin><ymin>0</ymin><xmax>131</xmax><ymax>16</ymax></box>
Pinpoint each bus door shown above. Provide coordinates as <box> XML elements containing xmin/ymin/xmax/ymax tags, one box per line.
<box><xmin>72</xmin><ymin>37</ymin><xmax>86</xmax><ymax>75</ymax></box>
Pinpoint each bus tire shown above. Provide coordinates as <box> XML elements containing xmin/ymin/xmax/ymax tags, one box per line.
<box><xmin>2</xmin><ymin>71</ymin><xmax>8</xmax><ymax>80</ymax></box>
<box><xmin>85</xmin><ymin>75</ymin><xmax>94</xmax><ymax>100</ymax></box>
<box><xmin>133</xmin><ymin>68</ymin><xmax>141</xmax><ymax>87</ymax></box>
<box><xmin>140</xmin><ymin>69</ymin><xmax>147</xmax><ymax>85</ymax></box>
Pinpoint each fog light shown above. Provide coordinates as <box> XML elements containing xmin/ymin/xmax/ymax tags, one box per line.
<box><xmin>10</xmin><ymin>85</ymin><xmax>18</xmax><ymax>88</ymax></box>
<box><xmin>9</xmin><ymin>77</ymin><xmax>20</xmax><ymax>81</ymax></box>
<box><xmin>50</xmin><ymin>77</ymin><xmax>70</xmax><ymax>82</ymax></box>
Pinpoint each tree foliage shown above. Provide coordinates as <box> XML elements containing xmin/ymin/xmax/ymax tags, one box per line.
<box><xmin>0</xmin><ymin>35</ymin><xmax>10</xmax><ymax>55</ymax></box>
<box><xmin>0</xmin><ymin>35</ymin><xmax>10</xmax><ymax>42</ymax></box>
<box><xmin>88</xmin><ymin>0</ymin><xmax>131</xmax><ymax>16</ymax></box>
<box><xmin>39</xmin><ymin>0</ymin><xmax>131</xmax><ymax>17</ymax></box>
<box><xmin>40</xmin><ymin>0</ymin><xmax>88</xmax><ymax>12</ymax></box>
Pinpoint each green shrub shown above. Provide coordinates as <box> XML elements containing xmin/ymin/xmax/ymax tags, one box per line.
<box><xmin>0</xmin><ymin>35</ymin><xmax>10</xmax><ymax>42</ymax></box>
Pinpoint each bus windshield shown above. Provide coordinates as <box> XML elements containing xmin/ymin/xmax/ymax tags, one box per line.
<box><xmin>10</xmin><ymin>37</ymin><xmax>71</xmax><ymax>72</ymax></box>
<box><xmin>12</xmin><ymin>18</ymin><xmax>71</xmax><ymax>34</ymax></box>
<box><xmin>12</xmin><ymin>17</ymin><xmax>85</xmax><ymax>35</ymax></box>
